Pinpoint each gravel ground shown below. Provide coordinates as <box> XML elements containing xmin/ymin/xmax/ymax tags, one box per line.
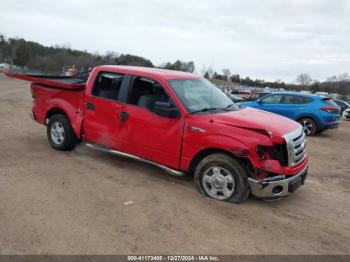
<box><xmin>0</xmin><ymin>77</ymin><xmax>349</xmax><ymax>255</ymax></box>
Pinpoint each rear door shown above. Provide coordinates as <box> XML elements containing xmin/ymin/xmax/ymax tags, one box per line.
<box><xmin>83</xmin><ymin>72</ymin><xmax>130</xmax><ymax>149</ymax></box>
<box><xmin>278</xmin><ymin>95</ymin><xmax>313</xmax><ymax>119</ymax></box>
<box><xmin>117</xmin><ymin>75</ymin><xmax>184</xmax><ymax>169</ymax></box>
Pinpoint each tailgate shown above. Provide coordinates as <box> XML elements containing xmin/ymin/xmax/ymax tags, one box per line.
<box><xmin>5</xmin><ymin>72</ymin><xmax>88</xmax><ymax>90</ymax></box>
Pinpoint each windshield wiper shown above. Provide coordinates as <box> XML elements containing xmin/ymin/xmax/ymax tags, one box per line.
<box><xmin>222</xmin><ymin>104</ymin><xmax>236</xmax><ymax>110</ymax></box>
<box><xmin>191</xmin><ymin>104</ymin><xmax>237</xmax><ymax>114</ymax></box>
<box><xmin>190</xmin><ymin>107</ymin><xmax>221</xmax><ymax>114</ymax></box>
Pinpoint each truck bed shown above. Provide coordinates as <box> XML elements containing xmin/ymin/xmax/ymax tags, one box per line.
<box><xmin>5</xmin><ymin>71</ymin><xmax>88</xmax><ymax>136</ymax></box>
<box><xmin>5</xmin><ymin>72</ymin><xmax>89</xmax><ymax>90</ymax></box>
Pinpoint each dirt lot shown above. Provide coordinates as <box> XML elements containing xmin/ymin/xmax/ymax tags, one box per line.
<box><xmin>0</xmin><ymin>77</ymin><xmax>349</xmax><ymax>255</ymax></box>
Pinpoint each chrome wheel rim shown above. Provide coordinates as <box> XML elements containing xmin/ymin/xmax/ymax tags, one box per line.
<box><xmin>202</xmin><ymin>166</ymin><xmax>235</xmax><ymax>200</ymax></box>
<box><xmin>301</xmin><ymin>120</ymin><xmax>314</xmax><ymax>135</ymax></box>
<box><xmin>50</xmin><ymin>121</ymin><xmax>65</xmax><ymax>145</ymax></box>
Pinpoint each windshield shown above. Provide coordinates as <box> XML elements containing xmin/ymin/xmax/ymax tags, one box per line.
<box><xmin>168</xmin><ymin>78</ymin><xmax>238</xmax><ymax>114</ymax></box>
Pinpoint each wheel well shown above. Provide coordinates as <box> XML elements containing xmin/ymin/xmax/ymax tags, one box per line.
<box><xmin>296</xmin><ymin>116</ymin><xmax>319</xmax><ymax>129</ymax></box>
<box><xmin>46</xmin><ymin>108</ymin><xmax>68</xmax><ymax>125</ymax></box>
<box><xmin>188</xmin><ymin>148</ymin><xmax>253</xmax><ymax>175</ymax></box>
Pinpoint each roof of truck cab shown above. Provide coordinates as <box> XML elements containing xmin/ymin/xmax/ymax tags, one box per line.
<box><xmin>96</xmin><ymin>65</ymin><xmax>200</xmax><ymax>80</ymax></box>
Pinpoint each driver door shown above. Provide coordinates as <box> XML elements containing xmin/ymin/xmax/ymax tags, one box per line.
<box><xmin>258</xmin><ymin>94</ymin><xmax>283</xmax><ymax>114</ymax></box>
<box><xmin>117</xmin><ymin>76</ymin><xmax>184</xmax><ymax>169</ymax></box>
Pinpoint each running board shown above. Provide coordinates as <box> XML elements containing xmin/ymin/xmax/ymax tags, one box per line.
<box><xmin>84</xmin><ymin>143</ymin><xmax>186</xmax><ymax>176</ymax></box>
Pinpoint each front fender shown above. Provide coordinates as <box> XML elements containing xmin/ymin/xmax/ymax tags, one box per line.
<box><xmin>180</xmin><ymin>133</ymin><xmax>260</xmax><ymax>171</ymax></box>
<box><xmin>180</xmin><ymin>132</ymin><xmax>283</xmax><ymax>175</ymax></box>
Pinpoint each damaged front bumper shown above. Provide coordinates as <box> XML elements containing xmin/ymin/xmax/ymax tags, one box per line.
<box><xmin>248</xmin><ymin>166</ymin><xmax>308</xmax><ymax>198</ymax></box>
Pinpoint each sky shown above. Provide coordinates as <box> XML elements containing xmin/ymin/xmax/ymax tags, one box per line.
<box><xmin>1</xmin><ymin>0</ymin><xmax>349</xmax><ymax>82</ymax></box>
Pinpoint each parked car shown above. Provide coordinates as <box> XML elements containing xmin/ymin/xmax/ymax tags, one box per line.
<box><xmin>238</xmin><ymin>91</ymin><xmax>251</xmax><ymax>99</ymax></box>
<box><xmin>241</xmin><ymin>93</ymin><xmax>340</xmax><ymax>136</ymax></box>
<box><xmin>226</xmin><ymin>93</ymin><xmax>244</xmax><ymax>103</ymax></box>
<box><xmin>333</xmin><ymin>99</ymin><xmax>350</xmax><ymax>114</ymax></box>
<box><xmin>343</xmin><ymin>108</ymin><xmax>350</xmax><ymax>120</ymax></box>
<box><xmin>7</xmin><ymin>67</ymin><xmax>308</xmax><ymax>203</ymax></box>
<box><xmin>243</xmin><ymin>92</ymin><xmax>272</xmax><ymax>101</ymax></box>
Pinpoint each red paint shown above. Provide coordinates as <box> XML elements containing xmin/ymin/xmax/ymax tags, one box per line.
<box><xmin>11</xmin><ymin>66</ymin><xmax>308</xmax><ymax>178</ymax></box>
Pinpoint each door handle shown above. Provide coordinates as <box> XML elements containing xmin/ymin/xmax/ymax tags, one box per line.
<box><xmin>87</xmin><ymin>102</ymin><xmax>95</xmax><ymax>111</ymax></box>
<box><xmin>120</xmin><ymin>111</ymin><xmax>128</xmax><ymax>121</ymax></box>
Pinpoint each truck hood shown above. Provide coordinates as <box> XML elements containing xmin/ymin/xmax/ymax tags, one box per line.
<box><xmin>213</xmin><ymin>107</ymin><xmax>301</xmax><ymax>137</ymax></box>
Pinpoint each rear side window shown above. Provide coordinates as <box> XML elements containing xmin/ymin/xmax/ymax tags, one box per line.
<box><xmin>92</xmin><ymin>72</ymin><xmax>124</xmax><ymax>101</ymax></box>
<box><xmin>281</xmin><ymin>95</ymin><xmax>313</xmax><ymax>104</ymax></box>
<box><xmin>261</xmin><ymin>94</ymin><xmax>282</xmax><ymax>104</ymax></box>
<box><xmin>322</xmin><ymin>98</ymin><xmax>338</xmax><ymax>107</ymax></box>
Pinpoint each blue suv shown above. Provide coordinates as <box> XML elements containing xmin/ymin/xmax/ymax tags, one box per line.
<box><xmin>240</xmin><ymin>93</ymin><xmax>340</xmax><ymax>136</ymax></box>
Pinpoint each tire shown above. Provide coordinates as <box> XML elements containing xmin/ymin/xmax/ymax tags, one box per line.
<box><xmin>47</xmin><ymin>114</ymin><xmax>77</xmax><ymax>151</ymax></box>
<box><xmin>194</xmin><ymin>153</ymin><xmax>250</xmax><ymax>203</ymax></box>
<box><xmin>298</xmin><ymin>117</ymin><xmax>317</xmax><ymax>136</ymax></box>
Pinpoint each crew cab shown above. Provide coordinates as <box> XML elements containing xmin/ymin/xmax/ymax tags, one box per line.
<box><xmin>7</xmin><ymin>66</ymin><xmax>309</xmax><ymax>203</ymax></box>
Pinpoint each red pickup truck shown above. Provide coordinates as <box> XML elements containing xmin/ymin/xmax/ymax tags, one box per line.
<box><xmin>8</xmin><ymin>66</ymin><xmax>308</xmax><ymax>203</ymax></box>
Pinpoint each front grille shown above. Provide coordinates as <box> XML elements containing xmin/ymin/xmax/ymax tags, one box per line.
<box><xmin>283</xmin><ymin>126</ymin><xmax>307</xmax><ymax>167</ymax></box>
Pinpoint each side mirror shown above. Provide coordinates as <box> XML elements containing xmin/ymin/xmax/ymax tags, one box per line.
<box><xmin>154</xmin><ymin>102</ymin><xmax>180</xmax><ymax>118</ymax></box>
<box><xmin>256</xmin><ymin>99</ymin><xmax>262</xmax><ymax>104</ymax></box>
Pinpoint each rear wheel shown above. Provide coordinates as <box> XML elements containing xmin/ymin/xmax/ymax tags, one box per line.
<box><xmin>194</xmin><ymin>153</ymin><xmax>250</xmax><ymax>203</ymax></box>
<box><xmin>298</xmin><ymin>117</ymin><xmax>317</xmax><ymax>136</ymax></box>
<box><xmin>47</xmin><ymin>114</ymin><xmax>77</xmax><ymax>151</ymax></box>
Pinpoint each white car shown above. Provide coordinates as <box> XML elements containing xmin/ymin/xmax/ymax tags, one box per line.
<box><xmin>343</xmin><ymin>108</ymin><xmax>350</xmax><ymax>120</ymax></box>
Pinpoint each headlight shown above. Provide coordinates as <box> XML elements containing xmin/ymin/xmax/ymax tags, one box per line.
<box><xmin>257</xmin><ymin>144</ymin><xmax>288</xmax><ymax>166</ymax></box>
<box><xmin>256</xmin><ymin>145</ymin><xmax>272</xmax><ymax>160</ymax></box>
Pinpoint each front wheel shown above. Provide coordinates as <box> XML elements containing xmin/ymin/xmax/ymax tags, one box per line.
<box><xmin>47</xmin><ymin>114</ymin><xmax>77</xmax><ymax>151</ymax></box>
<box><xmin>298</xmin><ymin>117</ymin><xmax>317</xmax><ymax>136</ymax></box>
<box><xmin>194</xmin><ymin>153</ymin><xmax>250</xmax><ymax>203</ymax></box>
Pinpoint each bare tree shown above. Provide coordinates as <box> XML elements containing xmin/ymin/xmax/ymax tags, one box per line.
<box><xmin>222</xmin><ymin>68</ymin><xmax>231</xmax><ymax>81</ymax></box>
<box><xmin>326</xmin><ymin>76</ymin><xmax>337</xmax><ymax>82</ymax></box>
<box><xmin>8</xmin><ymin>37</ymin><xmax>21</xmax><ymax>68</ymax></box>
<box><xmin>337</xmin><ymin>72</ymin><xmax>350</xmax><ymax>82</ymax></box>
<box><xmin>207</xmin><ymin>67</ymin><xmax>214</xmax><ymax>79</ymax></box>
<box><xmin>296</xmin><ymin>74</ymin><xmax>312</xmax><ymax>86</ymax></box>
<box><xmin>105</xmin><ymin>51</ymin><xmax>119</xmax><ymax>64</ymax></box>
<box><xmin>275</xmin><ymin>78</ymin><xmax>282</xmax><ymax>83</ymax></box>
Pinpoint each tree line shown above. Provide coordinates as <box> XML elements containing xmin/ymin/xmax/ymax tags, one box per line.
<box><xmin>1</xmin><ymin>33</ymin><xmax>349</xmax><ymax>96</ymax></box>
<box><xmin>202</xmin><ymin>68</ymin><xmax>350</xmax><ymax>96</ymax></box>
<box><xmin>0</xmin><ymin>34</ymin><xmax>194</xmax><ymax>74</ymax></box>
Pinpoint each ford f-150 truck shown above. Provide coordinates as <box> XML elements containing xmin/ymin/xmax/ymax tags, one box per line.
<box><xmin>7</xmin><ymin>66</ymin><xmax>308</xmax><ymax>203</ymax></box>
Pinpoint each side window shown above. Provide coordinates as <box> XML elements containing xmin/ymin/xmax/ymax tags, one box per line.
<box><xmin>128</xmin><ymin>76</ymin><xmax>171</xmax><ymax>113</ymax></box>
<box><xmin>261</xmin><ymin>94</ymin><xmax>282</xmax><ymax>104</ymax></box>
<box><xmin>282</xmin><ymin>95</ymin><xmax>312</xmax><ymax>104</ymax></box>
<box><xmin>92</xmin><ymin>72</ymin><xmax>124</xmax><ymax>101</ymax></box>
<box><xmin>302</xmin><ymin>97</ymin><xmax>313</xmax><ymax>103</ymax></box>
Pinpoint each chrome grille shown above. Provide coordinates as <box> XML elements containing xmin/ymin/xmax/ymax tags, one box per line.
<box><xmin>283</xmin><ymin>126</ymin><xmax>307</xmax><ymax>167</ymax></box>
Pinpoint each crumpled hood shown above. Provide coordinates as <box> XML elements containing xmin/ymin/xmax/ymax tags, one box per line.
<box><xmin>213</xmin><ymin>107</ymin><xmax>301</xmax><ymax>137</ymax></box>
